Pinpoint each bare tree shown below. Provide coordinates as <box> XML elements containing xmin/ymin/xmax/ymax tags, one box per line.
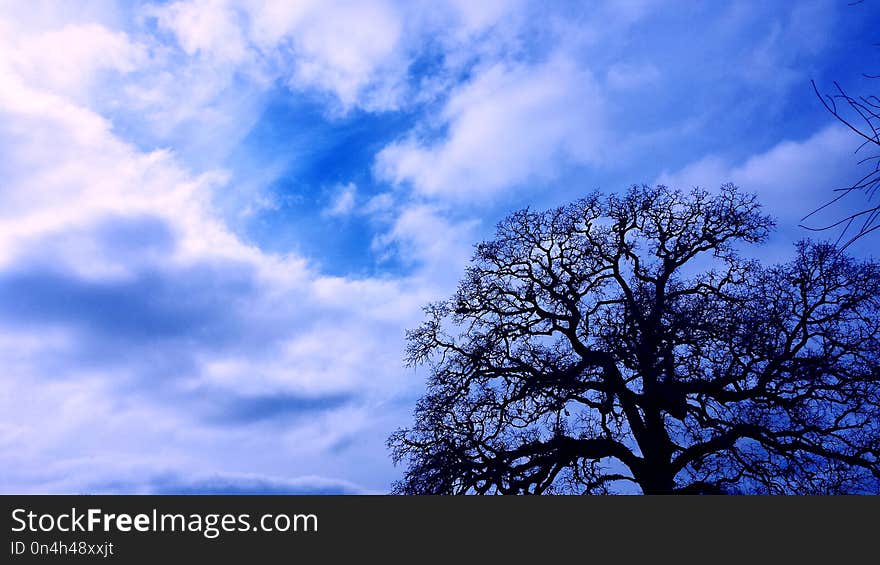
<box><xmin>804</xmin><ymin>2</ymin><xmax>880</xmax><ymax>247</ymax></box>
<box><xmin>389</xmin><ymin>185</ymin><xmax>880</xmax><ymax>494</ymax></box>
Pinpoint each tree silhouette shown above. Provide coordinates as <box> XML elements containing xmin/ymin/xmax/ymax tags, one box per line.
<box><xmin>389</xmin><ymin>185</ymin><xmax>880</xmax><ymax>494</ymax></box>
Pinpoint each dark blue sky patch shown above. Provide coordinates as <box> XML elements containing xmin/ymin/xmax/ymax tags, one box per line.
<box><xmin>93</xmin><ymin>214</ymin><xmax>177</xmax><ymax>257</ymax></box>
<box><xmin>226</xmin><ymin>87</ymin><xmax>417</xmax><ymax>276</ymax></box>
<box><xmin>202</xmin><ymin>390</ymin><xmax>354</xmax><ymax>425</ymax></box>
<box><xmin>0</xmin><ymin>260</ymin><xmax>255</xmax><ymax>343</ymax></box>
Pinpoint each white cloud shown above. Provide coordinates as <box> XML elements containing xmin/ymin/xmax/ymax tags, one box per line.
<box><xmin>372</xmin><ymin>204</ymin><xmax>479</xmax><ymax>284</ymax></box>
<box><xmin>323</xmin><ymin>183</ymin><xmax>358</xmax><ymax>217</ymax></box>
<box><xmin>657</xmin><ymin>125</ymin><xmax>859</xmax><ymax>229</ymax></box>
<box><xmin>0</xmin><ymin>9</ymin><xmax>438</xmax><ymax>493</ymax></box>
<box><xmin>149</xmin><ymin>0</ymin><xmax>249</xmax><ymax>65</ymax></box>
<box><xmin>143</xmin><ymin>0</ymin><xmax>536</xmax><ymax>116</ymax></box>
<box><xmin>376</xmin><ymin>56</ymin><xmax>606</xmax><ymax>200</ymax></box>
<box><xmin>363</xmin><ymin>192</ymin><xmax>395</xmax><ymax>219</ymax></box>
<box><xmin>275</xmin><ymin>0</ymin><xmax>405</xmax><ymax>111</ymax></box>
<box><xmin>146</xmin><ymin>0</ymin><xmax>408</xmax><ymax>113</ymax></box>
<box><xmin>655</xmin><ymin>124</ymin><xmax>878</xmax><ymax>260</ymax></box>
<box><xmin>0</xmin><ymin>21</ymin><xmax>145</xmax><ymax>102</ymax></box>
<box><xmin>444</xmin><ymin>0</ymin><xmax>521</xmax><ymax>34</ymax></box>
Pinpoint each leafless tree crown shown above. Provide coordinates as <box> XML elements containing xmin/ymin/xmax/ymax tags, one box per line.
<box><xmin>390</xmin><ymin>185</ymin><xmax>880</xmax><ymax>494</ymax></box>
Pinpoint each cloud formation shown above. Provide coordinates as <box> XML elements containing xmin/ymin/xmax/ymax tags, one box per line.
<box><xmin>376</xmin><ymin>57</ymin><xmax>606</xmax><ymax>200</ymax></box>
<box><xmin>657</xmin><ymin>125</ymin><xmax>869</xmax><ymax>239</ymax></box>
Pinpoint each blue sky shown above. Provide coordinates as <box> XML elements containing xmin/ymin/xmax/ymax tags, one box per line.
<box><xmin>0</xmin><ymin>0</ymin><xmax>877</xmax><ymax>493</ymax></box>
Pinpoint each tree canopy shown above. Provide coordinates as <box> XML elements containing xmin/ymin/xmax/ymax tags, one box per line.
<box><xmin>389</xmin><ymin>185</ymin><xmax>880</xmax><ymax>494</ymax></box>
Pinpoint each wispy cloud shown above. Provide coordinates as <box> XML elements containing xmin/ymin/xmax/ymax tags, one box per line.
<box><xmin>376</xmin><ymin>56</ymin><xmax>606</xmax><ymax>200</ymax></box>
<box><xmin>323</xmin><ymin>183</ymin><xmax>358</xmax><ymax>217</ymax></box>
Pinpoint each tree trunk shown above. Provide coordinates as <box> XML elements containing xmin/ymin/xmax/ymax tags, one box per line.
<box><xmin>639</xmin><ymin>467</ymin><xmax>676</xmax><ymax>494</ymax></box>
